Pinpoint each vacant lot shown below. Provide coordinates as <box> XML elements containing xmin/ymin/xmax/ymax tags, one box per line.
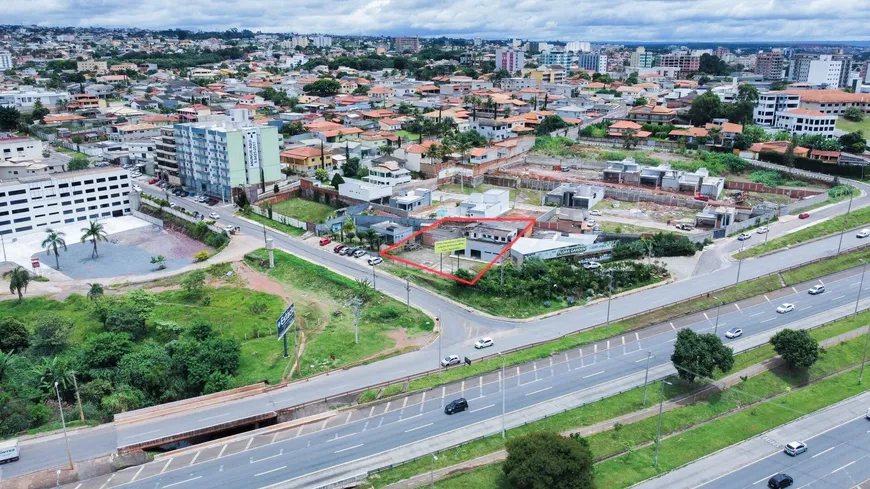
<box><xmin>836</xmin><ymin>117</ymin><xmax>870</xmax><ymax>135</ymax></box>
<box><xmin>271</xmin><ymin>198</ymin><xmax>336</xmax><ymax>223</ymax></box>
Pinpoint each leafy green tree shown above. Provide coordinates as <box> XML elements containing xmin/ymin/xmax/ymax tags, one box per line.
<box><xmin>784</xmin><ymin>135</ymin><xmax>797</xmax><ymax>168</ymax></box>
<box><xmin>7</xmin><ymin>266</ymin><xmax>31</xmax><ymax>301</ymax></box>
<box><xmin>105</xmin><ymin>307</ymin><xmax>147</xmax><ymax>340</ymax></box>
<box><xmin>341</xmin><ymin>156</ymin><xmax>360</xmax><ymax>177</ymax></box>
<box><xmin>671</xmin><ymin>328</ymin><xmax>734</xmax><ymax>382</ymax></box>
<box><xmin>770</xmin><ymin>329</ymin><xmax>819</xmax><ymax>369</ymax></box>
<box><xmin>77</xmin><ymin>332</ymin><xmax>134</xmax><ymax>376</ymax></box>
<box><xmin>736</xmin><ymin>84</ymin><xmax>760</xmax><ymax>104</ymax></box>
<box><xmin>302</xmin><ymin>78</ymin><xmax>341</xmax><ymax>96</ymax></box>
<box><xmin>203</xmin><ymin>371</ymin><xmax>235</xmax><ymax>394</ymax></box>
<box><xmin>536</xmin><ymin>115</ymin><xmax>569</xmax><ymax>135</ymax></box>
<box><xmin>341</xmin><ymin>215</ymin><xmax>355</xmax><ymax>241</ymax></box>
<box><xmin>622</xmin><ymin>129</ymin><xmax>640</xmax><ymax>149</ymax></box>
<box><xmin>330</xmin><ymin>172</ymin><xmax>345</xmax><ymax>188</ymax></box>
<box><xmin>839</xmin><ymin>131</ymin><xmax>867</xmax><ymax>154</ymax></box>
<box><xmin>30</xmin><ymin>313</ymin><xmax>73</xmax><ymax>356</ymax></box>
<box><xmin>0</xmin><ymin>317</ymin><xmax>30</xmax><ymax>352</ymax></box>
<box><xmin>181</xmin><ymin>269</ymin><xmax>207</xmax><ymax>296</ymax></box>
<box><xmin>0</xmin><ymin>107</ymin><xmax>22</xmax><ymax>131</ymax></box>
<box><xmin>150</xmin><ymin>255</ymin><xmax>167</xmax><ymax>270</ymax></box>
<box><xmin>66</xmin><ymin>155</ymin><xmax>90</xmax><ymax>171</ymax></box>
<box><xmin>770</xmin><ymin>81</ymin><xmax>789</xmax><ymax>91</ymax></box>
<box><xmin>80</xmin><ymin>220</ymin><xmax>108</xmax><ymax>258</ymax></box>
<box><xmin>688</xmin><ymin>91</ymin><xmax>722</xmax><ymax>126</ymax></box>
<box><xmin>632</xmin><ymin>97</ymin><xmax>649</xmax><ymax>107</ymax></box>
<box><xmin>844</xmin><ymin>107</ymin><xmax>864</xmax><ymax>122</ymax></box>
<box><xmin>41</xmin><ymin>228</ymin><xmax>67</xmax><ymax>269</ymax></box>
<box><xmin>117</xmin><ymin>342</ymin><xmax>172</xmax><ymax>400</ymax></box>
<box><xmin>30</xmin><ymin>100</ymin><xmax>50</xmax><ymax>122</ymax></box>
<box><xmin>314</xmin><ymin>167</ymin><xmax>329</xmax><ymax>183</ymax></box>
<box><xmin>503</xmin><ymin>431</ymin><xmax>595</xmax><ymax>489</ymax></box>
<box><xmin>0</xmin><ymin>350</ymin><xmax>14</xmax><ymax>383</ymax></box>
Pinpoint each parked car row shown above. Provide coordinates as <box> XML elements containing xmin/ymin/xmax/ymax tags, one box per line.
<box><xmin>331</xmin><ymin>243</ymin><xmax>381</xmax><ymax>264</ymax></box>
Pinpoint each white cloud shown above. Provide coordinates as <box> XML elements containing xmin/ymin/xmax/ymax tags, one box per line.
<box><xmin>5</xmin><ymin>0</ymin><xmax>870</xmax><ymax>41</ymax></box>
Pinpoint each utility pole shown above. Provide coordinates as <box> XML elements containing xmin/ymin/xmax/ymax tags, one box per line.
<box><xmin>71</xmin><ymin>372</ymin><xmax>85</xmax><ymax>424</ymax></box>
<box><xmin>653</xmin><ymin>380</ymin><xmax>672</xmax><ymax>468</ymax></box>
<box><xmin>54</xmin><ymin>382</ymin><xmax>74</xmax><ymax>470</ymax></box>
<box><xmin>372</xmin><ymin>264</ymin><xmax>376</xmax><ymax>291</ymax></box>
<box><xmin>641</xmin><ymin>352</ymin><xmax>652</xmax><ymax>405</ymax></box>
<box><xmin>430</xmin><ymin>454</ymin><xmax>438</xmax><ymax>489</ymax></box>
<box><xmin>405</xmin><ymin>278</ymin><xmax>411</xmax><ymax>310</ymax></box>
<box><xmin>735</xmin><ymin>242</ymin><xmax>745</xmax><ymax>289</ymax></box>
<box><xmin>856</xmin><ymin>260</ymin><xmax>868</xmax><ymax>384</ymax></box>
<box><xmin>713</xmin><ymin>296</ymin><xmax>722</xmax><ymax>335</ymax></box>
<box><xmin>498</xmin><ymin>352</ymin><xmax>506</xmax><ymax>438</ymax></box>
<box><xmin>837</xmin><ymin>188</ymin><xmax>854</xmax><ymax>257</ymax></box>
<box><xmin>0</xmin><ymin>233</ymin><xmax>6</xmax><ymax>262</ymax></box>
<box><xmin>262</xmin><ymin>222</ymin><xmax>268</xmax><ymax>247</ymax></box>
<box><xmin>438</xmin><ymin>310</ymin><xmax>443</xmax><ymax>367</ymax></box>
<box><xmin>349</xmin><ymin>297</ymin><xmax>363</xmax><ymax>345</ymax></box>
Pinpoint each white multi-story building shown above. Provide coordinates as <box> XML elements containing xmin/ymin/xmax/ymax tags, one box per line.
<box><xmin>0</xmin><ymin>167</ymin><xmax>132</xmax><ymax>237</ymax></box>
<box><xmin>0</xmin><ymin>89</ymin><xmax>69</xmax><ymax>111</ymax></box>
<box><xmin>565</xmin><ymin>41</ymin><xmax>591</xmax><ymax>53</ymax></box>
<box><xmin>538</xmin><ymin>51</ymin><xmax>571</xmax><ymax>67</ymax></box>
<box><xmin>76</xmin><ymin>59</ymin><xmax>108</xmax><ymax>74</ymax></box>
<box><xmin>495</xmin><ymin>48</ymin><xmax>525</xmax><ymax>73</ymax></box>
<box><xmin>0</xmin><ymin>51</ymin><xmax>13</xmax><ymax>71</ymax></box>
<box><xmin>312</xmin><ymin>35</ymin><xmax>332</xmax><ymax>48</ymax></box>
<box><xmin>773</xmin><ymin>109</ymin><xmax>837</xmax><ymax>139</ymax></box>
<box><xmin>753</xmin><ymin>92</ymin><xmax>801</xmax><ymax>127</ymax></box>
<box><xmin>1</xmin><ymin>136</ymin><xmax>43</xmax><ymax>161</ymax></box>
<box><xmin>366</xmin><ymin>161</ymin><xmax>411</xmax><ymax>187</ymax></box>
<box><xmin>577</xmin><ymin>53</ymin><xmax>608</xmax><ymax>72</ymax></box>
<box><xmin>790</xmin><ymin>53</ymin><xmax>852</xmax><ymax>88</ymax></box>
<box><xmin>174</xmin><ymin>111</ymin><xmax>282</xmax><ymax>200</ymax></box>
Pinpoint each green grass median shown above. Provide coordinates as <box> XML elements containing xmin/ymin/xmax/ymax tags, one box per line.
<box><xmin>736</xmin><ymin>206</ymin><xmax>870</xmax><ymax>259</ymax></box>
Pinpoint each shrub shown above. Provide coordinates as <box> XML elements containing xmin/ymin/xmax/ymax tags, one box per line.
<box><xmin>0</xmin><ymin>317</ymin><xmax>30</xmax><ymax>352</ymax></box>
<box><xmin>194</xmin><ymin>250</ymin><xmax>210</xmax><ymax>262</ymax></box>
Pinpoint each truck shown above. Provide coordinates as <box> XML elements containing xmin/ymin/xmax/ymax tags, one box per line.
<box><xmin>0</xmin><ymin>438</ymin><xmax>19</xmax><ymax>464</ymax></box>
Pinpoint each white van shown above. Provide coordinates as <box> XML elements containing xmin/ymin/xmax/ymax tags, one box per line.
<box><xmin>0</xmin><ymin>438</ymin><xmax>19</xmax><ymax>463</ymax></box>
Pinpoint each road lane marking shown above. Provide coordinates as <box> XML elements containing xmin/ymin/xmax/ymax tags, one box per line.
<box><xmin>188</xmin><ymin>451</ymin><xmax>200</xmax><ymax>466</ymax></box>
<box><xmin>792</xmin><ymin>287</ymin><xmax>798</xmax><ymax>294</ymax></box>
<box><xmin>704</xmin><ymin>312</ymin><xmax>710</xmax><ymax>320</ymax></box>
<box><xmin>765</xmin><ymin>295</ymin><xmax>771</xmax><ymax>302</ymax></box>
<box><xmin>636</xmin><ymin>358</ymin><xmax>647</xmax><ymax>363</ymax></box>
<box><xmin>812</xmin><ymin>446</ymin><xmax>835</xmax><ymax>458</ymax></box>
<box><xmin>735</xmin><ymin>304</ymin><xmax>741</xmax><ymax>311</ymax></box>
<box><xmin>754</xmin><ymin>472</ymin><xmax>779</xmax><ymax>484</ymax></box>
<box><xmin>405</xmin><ymin>423</ymin><xmax>434</xmax><ymax>433</ymax></box>
<box><xmin>327</xmin><ymin>432</ymin><xmax>357</xmax><ymax>443</ymax></box>
<box><xmin>130</xmin><ymin>466</ymin><xmax>145</xmax><ymax>482</ymax></box>
<box><xmin>526</xmin><ymin>387</ymin><xmax>552</xmax><ymax>396</ymax></box>
<box><xmin>98</xmin><ymin>474</ymin><xmax>114</xmax><ymax>489</ymax></box>
<box><xmin>761</xmin><ymin>318</ymin><xmax>776</xmax><ymax>323</ymax></box>
<box><xmin>832</xmin><ymin>295</ymin><xmax>846</xmax><ymax>301</ymax></box>
<box><xmin>670</xmin><ymin>322</ymin><xmax>675</xmax><ymax>330</ymax></box>
<box><xmin>217</xmin><ymin>444</ymin><xmax>228</xmax><ymax>458</ymax></box>
<box><xmin>163</xmin><ymin>476</ymin><xmax>203</xmax><ymax>487</ymax></box>
<box><xmin>294</xmin><ymin>426</ymin><xmax>303</xmax><ymax>438</ymax></box>
<box><xmin>197</xmin><ymin>412</ymin><xmax>229</xmax><ymax>422</ymax></box>
<box><xmin>750</xmin><ymin>312</ymin><xmax>765</xmax><ymax>317</ymax></box>
<box><xmin>635</xmin><ymin>332</ymin><xmax>640</xmax><ymax>341</ymax></box>
<box><xmin>367</xmin><ymin>406</ymin><xmax>375</xmax><ymax>418</ymax></box>
<box><xmin>334</xmin><ymin>444</ymin><xmax>364</xmax><ymax>454</ymax></box>
<box><xmin>832</xmin><ymin>460</ymin><xmax>857</xmax><ymax>473</ymax></box>
<box><xmin>799</xmin><ymin>306</ymin><xmax>812</xmax><ymax>311</ymax></box>
<box><xmin>668</xmin><ymin>338</ymin><xmax>677</xmax><ymax>342</ymax></box>
<box><xmin>160</xmin><ymin>458</ymin><xmax>173</xmax><ymax>474</ymax></box>
<box><xmin>122</xmin><ymin>429</ymin><xmax>160</xmax><ymax>440</ymax></box>
<box><xmin>244</xmin><ymin>437</ymin><xmax>254</xmax><ymax>451</ymax></box>
<box><xmin>251</xmin><ymin>450</ymin><xmax>283</xmax><ymax>463</ymax></box>
<box><xmin>470</xmin><ymin>404</ymin><xmax>495</xmax><ymax>413</ymax></box>
<box><xmin>583</xmin><ymin>371</ymin><xmax>605</xmax><ymax>379</ymax></box>
<box><xmin>255</xmin><ymin>466</ymin><xmax>287</xmax><ymax>477</ymax></box>
<box><xmin>420</xmin><ymin>392</ymin><xmax>427</xmax><ymax>413</ymax></box>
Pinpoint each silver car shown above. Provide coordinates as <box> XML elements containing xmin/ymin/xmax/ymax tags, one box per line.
<box><xmin>725</xmin><ymin>328</ymin><xmax>743</xmax><ymax>339</ymax></box>
<box><xmin>784</xmin><ymin>441</ymin><xmax>807</xmax><ymax>456</ymax></box>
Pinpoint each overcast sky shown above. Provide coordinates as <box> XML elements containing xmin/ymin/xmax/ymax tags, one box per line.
<box><xmin>6</xmin><ymin>0</ymin><xmax>870</xmax><ymax>42</ymax></box>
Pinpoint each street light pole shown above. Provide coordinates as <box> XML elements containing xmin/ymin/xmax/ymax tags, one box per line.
<box><xmin>641</xmin><ymin>352</ymin><xmax>652</xmax><ymax>405</ymax></box>
<box><xmin>856</xmin><ymin>260</ymin><xmax>868</xmax><ymax>384</ymax></box>
<box><xmin>430</xmin><ymin>454</ymin><xmax>438</xmax><ymax>489</ymax></box>
<box><xmin>837</xmin><ymin>189</ymin><xmax>854</xmax><ymax>257</ymax></box>
<box><xmin>713</xmin><ymin>296</ymin><xmax>722</xmax><ymax>336</ymax></box>
<box><xmin>498</xmin><ymin>352</ymin><xmax>506</xmax><ymax>438</ymax></box>
<box><xmin>54</xmin><ymin>382</ymin><xmax>74</xmax><ymax>470</ymax></box>
<box><xmin>735</xmin><ymin>242</ymin><xmax>745</xmax><ymax>289</ymax></box>
<box><xmin>438</xmin><ymin>310</ymin><xmax>442</xmax><ymax>367</ymax></box>
<box><xmin>405</xmin><ymin>278</ymin><xmax>411</xmax><ymax>310</ymax></box>
<box><xmin>653</xmin><ymin>380</ymin><xmax>671</xmax><ymax>468</ymax></box>
<box><xmin>372</xmin><ymin>264</ymin><xmax>376</xmax><ymax>291</ymax></box>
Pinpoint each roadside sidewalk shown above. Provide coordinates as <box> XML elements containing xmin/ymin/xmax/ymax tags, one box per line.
<box><xmin>380</xmin><ymin>325</ymin><xmax>869</xmax><ymax>489</ymax></box>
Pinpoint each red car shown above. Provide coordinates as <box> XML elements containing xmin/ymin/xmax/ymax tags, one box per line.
<box><xmin>319</xmin><ymin>237</ymin><xmax>332</xmax><ymax>246</ymax></box>
<box><xmin>148</xmin><ymin>178</ymin><xmax>159</xmax><ymax>184</ymax></box>
<box><xmin>333</xmin><ymin>244</ymin><xmax>346</xmax><ymax>253</ymax></box>
<box><xmin>798</xmin><ymin>212</ymin><xmax>810</xmax><ymax>219</ymax></box>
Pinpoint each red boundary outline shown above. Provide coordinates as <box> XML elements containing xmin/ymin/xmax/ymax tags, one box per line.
<box><xmin>380</xmin><ymin>217</ymin><xmax>536</xmax><ymax>285</ymax></box>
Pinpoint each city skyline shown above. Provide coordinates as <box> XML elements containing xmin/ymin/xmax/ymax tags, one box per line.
<box><xmin>5</xmin><ymin>0</ymin><xmax>870</xmax><ymax>43</ymax></box>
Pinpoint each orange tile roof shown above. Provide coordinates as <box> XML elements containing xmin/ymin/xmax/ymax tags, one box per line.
<box><xmin>281</xmin><ymin>147</ymin><xmax>324</xmax><ymax>159</ymax></box>
<box><xmin>609</xmin><ymin>120</ymin><xmax>643</xmax><ymax>130</ymax></box>
<box><xmin>784</xmin><ymin>108</ymin><xmax>829</xmax><ymax>117</ymax></box>
<box><xmin>781</xmin><ymin>90</ymin><xmax>870</xmax><ymax>104</ymax></box>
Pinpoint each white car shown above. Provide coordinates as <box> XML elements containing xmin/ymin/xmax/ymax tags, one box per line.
<box><xmin>777</xmin><ymin>303</ymin><xmax>795</xmax><ymax>314</ymax></box>
<box><xmin>353</xmin><ymin>249</ymin><xmax>367</xmax><ymax>258</ymax></box>
<box><xmin>858</xmin><ymin>229</ymin><xmax>870</xmax><ymax>239</ymax></box>
<box><xmin>737</xmin><ymin>233</ymin><xmax>752</xmax><ymax>241</ymax></box>
<box><xmin>441</xmin><ymin>354</ymin><xmax>460</xmax><ymax>367</ymax></box>
<box><xmin>586</xmin><ymin>219</ymin><xmax>596</xmax><ymax>226</ymax></box>
<box><xmin>582</xmin><ymin>261</ymin><xmax>601</xmax><ymax>270</ymax></box>
<box><xmin>208</xmin><ymin>212</ymin><xmax>220</xmax><ymax>220</ymax></box>
<box><xmin>589</xmin><ymin>210</ymin><xmax>602</xmax><ymax>216</ymax></box>
<box><xmin>756</xmin><ymin>226</ymin><xmax>769</xmax><ymax>234</ymax></box>
<box><xmin>474</xmin><ymin>337</ymin><xmax>494</xmax><ymax>349</ymax></box>
<box><xmin>368</xmin><ymin>256</ymin><xmax>383</xmax><ymax>266</ymax></box>
<box><xmin>784</xmin><ymin>441</ymin><xmax>807</xmax><ymax>456</ymax></box>
<box><xmin>132</xmin><ymin>185</ymin><xmax>142</xmax><ymax>192</ymax></box>
<box><xmin>725</xmin><ymin>328</ymin><xmax>743</xmax><ymax>339</ymax></box>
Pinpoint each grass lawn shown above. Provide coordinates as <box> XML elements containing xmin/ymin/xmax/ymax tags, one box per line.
<box><xmin>836</xmin><ymin>117</ymin><xmax>870</xmax><ymax>135</ymax></box>
<box><xmin>238</xmin><ymin>210</ymin><xmax>306</xmax><ymax>236</ymax></box>
<box><xmin>781</xmin><ymin>246</ymin><xmax>870</xmax><ymax>284</ymax></box>
<box><xmin>736</xmin><ymin>205</ymin><xmax>870</xmax><ymax>259</ymax></box>
<box><xmin>270</xmin><ymin>198</ymin><xmax>337</xmax><ymax>224</ymax></box>
<box><xmin>787</xmin><ymin>192</ymin><xmax>849</xmax><ymax>215</ymax></box>
<box><xmin>394</xmin><ymin>130</ymin><xmax>420</xmax><ymax>141</ymax></box>
<box><xmin>245</xmin><ymin>249</ymin><xmax>433</xmax><ymax>380</ymax></box>
<box><xmin>597</xmin><ymin>221</ymin><xmax>673</xmax><ymax>235</ymax></box>
<box><xmin>368</xmin><ymin>311</ymin><xmax>870</xmax><ymax>488</ymax></box>
<box><xmin>437</xmin><ymin>184</ymin><xmax>547</xmax><ymax>206</ymax></box>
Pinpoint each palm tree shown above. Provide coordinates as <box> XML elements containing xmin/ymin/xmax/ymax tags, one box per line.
<box><xmin>0</xmin><ymin>350</ymin><xmax>13</xmax><ymax>383</ymax></box>
<box><xmin>41</xmin><ymin>228</ymin><xmax>67</xmax><ymax>270</ymax></box>
<box><xmin>708</xmin><ymin>126</ymin><xmax>723</xmax><ymax>146</ymax></box>
<box><xmin>80</xmin><ymin>220</ymin><xmax>108</xmax><ymax>258</ymax></box>
<box><xmin>86</xmin><ymin>283</ymin><xmax>104</xmax><ymax>301</ymax></box>
<box><xmin>381</xmin><ymin>145</ymin><xmax>396</xmax><ymax>156</ymax></box>
<box><xmin>425</xmin><ymin>144</ymin><xmax>440</xmax><ymax>163</ymax></box>
<box><xmin>7</xmin><ymin>266</ymin><xmax>30</xmax><ymax>301</ymax></box>
<box><xmin>455</xmin><ymin>140</ymin><xmax>472</xmax><ymax>165</ymax></box>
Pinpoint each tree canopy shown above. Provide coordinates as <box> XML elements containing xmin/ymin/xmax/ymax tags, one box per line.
<box><xmin>671</xmin><ymin>328</ymin><xmax>734</xmax><ymax>382</ymax></box>
<box><xmin>770</xmin><ymin>329</ymin><xmax>819</xmax><ymax>369</ymax></box>
<box><xmin>503</xmin><ymin>432</ymin><xmax>595</xmax><ymax>489</ymax></box>
<box><xmin>303</xmin><ymin>78</ymin><xmax>341</xmax><ymax>96</ymax></box>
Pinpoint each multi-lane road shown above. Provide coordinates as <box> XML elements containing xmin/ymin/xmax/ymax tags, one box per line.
<box><xmin>6</xmin><ymin>175</ymin><xmax>870</xmax><ymax>482</ymax></box>
<box><xmin>51</xmin><ymin>262</ymin><xmax>870</xmax><ymax>489</ymax></box>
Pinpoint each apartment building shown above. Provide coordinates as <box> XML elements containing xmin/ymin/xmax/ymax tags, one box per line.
<box><xmin>154</xmin><ymin>126</ymin><xmax>180</xmax><ymax>184</ymax></box>
<box><xmin>0</xmin><ymin>167</ymin><xmax>132</xmax><ymax>237</ymax></box>
<box><xmin>753</xmin><ymin>92</ymin><xmax>801</xmax><ymax>126</ymax></box>
<box><xmin>659</xmin><ymin>54</ymin><xmax>700</xmax><ymax>73</ymax></box>
<box><xmin>312</xmin><ymin>35</ymin><xmax>332</xmax><ymax>48</ymax></box>
<box><xmin>0</xmin><ymin>89</ymin><xmax>69</xmax><ymax>111</ymax></box>
<box><xmin>790</xmin><ymin>53</ymin><xmax>852</xmax><ymax>88</ymax></box>
<box><xmin>174</xmin><ymin>115</ymin><xmax>282</xmax><ymax>200</ymax></box>
<box><xmin>629</xmin><ymin>47</ymin><xmax>655</xmax><ymax>69</ymax></box>
<box><xmin>538</xmin><ymin>51</ymin><xmax>571</xmax><ymax>67</ymax></box>
<box><xmin>755</xmin><ymin>52</ymin><xmax>784</xmax><ymax>81</ymax></box>
<box><xmin>772</xmin><ymin>108</ymin><xmax>837</xmax><ymax>139</ymax></box>
<box><xmin>577</xmin><ymin>53</ymin><xmax>607</xmax><ymax>72</ymax></box>
<box><xmin>76</xmin><ymin>59</ymin><xmax>108</xmax><ymax>74</ymax></box>
<box><xmin>495</xmin><ymin>48</ymin><xmax>526</xmax><ymax>73</ymax></box>
<box><xmin>780</xmin><ymin>89</ymin><xmax>870</xmax><ymax>117</ymax></box>
<box><xmin>0</xmin><ymin>51</ymin><xmax>12</xmax><ymax>71</ymax></box>
<box><xmin>394</xmin><ymin>36</ymin><xmax>421</xmax><ymax>53</ymax></box>
<box><xmin>1</xmin><ymin>136</ymin><xmax>43</xmax><ymax>161</ymax></box>
<box><xmin>109</xmin><ymin>124</ymin><xmax>161</xmax><ymax>143</ymax></box>
<box><xmin>523</xmin><ymin>67</ymin><xmax>565</xmax><ymax>85</ymax></box>
<box><xmin>565</xmin><ymin>41</ymin><xmax>591</xmax><ymax>53</ymax></box>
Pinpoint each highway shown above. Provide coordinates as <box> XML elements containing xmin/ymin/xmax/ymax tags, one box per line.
<box><xmin>54</xmin><ymin>267</ymin><xmax>870</xmax><ymax>489</ymax></box>
<box><xmin>6</xmin><ymin>175</ymin><xmax>869</xmax><ymax>480</ymax></box>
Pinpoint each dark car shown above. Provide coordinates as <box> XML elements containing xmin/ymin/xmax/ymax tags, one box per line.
<box><xmin>207</xmin><ymin>198</ymin><xmax>218</xmax><ymax>206</ymax></box>
<box><xmin>444</xmin><ymin>398</ymin><xmax>468</xmax><ymax>415</ymax></box>
<box><xmin>768</xmin><ymin>473</ymin><xmax>793</xmax><ymax>489</ymax></box>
